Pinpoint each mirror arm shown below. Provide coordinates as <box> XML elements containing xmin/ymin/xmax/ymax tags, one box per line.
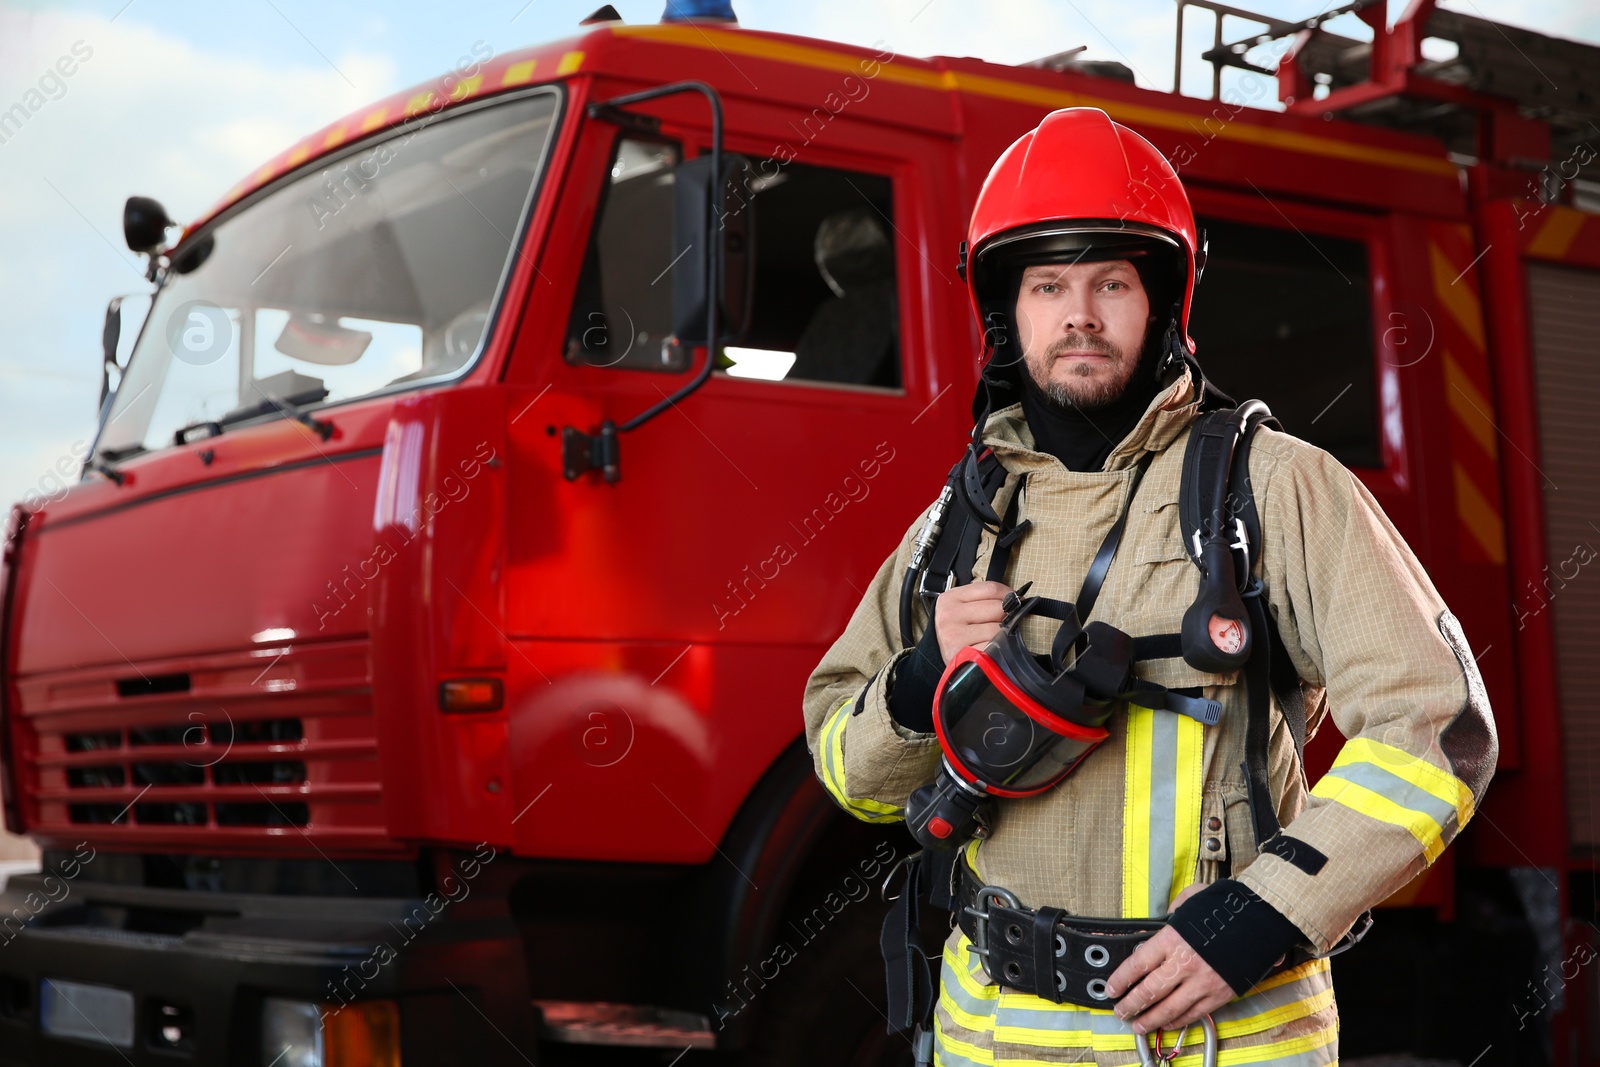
<box><xmin>562</xmin><ymin>80</ymin><xmax>724</xmax><ymax>483</ymax></box>
<box><xmin>99</xmin><ymin>296</ymin><xmax>124</xmax><ymax>411</ymax></box>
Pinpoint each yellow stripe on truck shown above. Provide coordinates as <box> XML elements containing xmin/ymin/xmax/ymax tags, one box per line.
<box><xmin>611</xmin><ymin>24</ymin><xmax>1457</xmax><ymax>178</ymax></box>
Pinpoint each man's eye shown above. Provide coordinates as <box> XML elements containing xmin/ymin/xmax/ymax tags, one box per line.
<box><xmin>1037</xmin><ymin>284</ymin><xmax>1059</xmax><ymax>294</ymax></box>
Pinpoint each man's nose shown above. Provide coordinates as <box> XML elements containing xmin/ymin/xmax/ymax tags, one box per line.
<box><xmin>1059</xmin><ymin>293</ymin><xmax>1101</xmax><ymax>332</ymax></box>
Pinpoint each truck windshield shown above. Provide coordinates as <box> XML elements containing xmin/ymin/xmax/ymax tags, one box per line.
<box><xmin>97</xmin><ymin>88</ymin><xmax>560</xmax><ymax>457</ymax></box>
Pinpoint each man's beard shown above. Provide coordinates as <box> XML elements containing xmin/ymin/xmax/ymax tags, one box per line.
<box><xmin>1031</xmin><ymin>331</ymin><xmax>1143</xmax><ymax>412</ymax></box>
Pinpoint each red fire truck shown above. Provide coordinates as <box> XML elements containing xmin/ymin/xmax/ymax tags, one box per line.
<box><xmin>2</xmin><ymin>0</ymin><xmax>1598</xmax><ymax>1063</ymax></box>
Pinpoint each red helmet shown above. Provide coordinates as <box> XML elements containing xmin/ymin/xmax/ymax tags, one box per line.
<box><xmin>963</xmin><ymin>108</ymin><xmax>1203</xmax><ymax>376</ymax></box>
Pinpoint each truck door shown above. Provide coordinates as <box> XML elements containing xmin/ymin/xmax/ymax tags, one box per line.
<box><xmin>501</xmin><ymin>109</ymin><xmax>963</xmax><ymax>863</ymax></box>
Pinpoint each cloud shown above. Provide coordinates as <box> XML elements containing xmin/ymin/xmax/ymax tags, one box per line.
<box><xmin>0</xmin><ymin>3</ymin><xmax>395</xmax><ymax>510</ymax></box>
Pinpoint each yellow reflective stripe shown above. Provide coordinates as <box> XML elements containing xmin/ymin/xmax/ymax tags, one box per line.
<box><xmin>817</xmin><ymin>700</ymin><xmax>850</xmax><ymax>801</ymax></box>
<box><xmin>943</xmin><ymin>939</ymin><xmax>1000</xmax><ymax>1002</ymax></box>
<box><xmin>1249</xmin><ymin>956</ymin><xmax>1329</xmax><ymax>994</ymax></box>
<box><xmin>818</xmin><ymin>700</ymin><xmax>902</xmax><ymax>822</ymax></box>
<box><xmin>1311</xmin><ymin>775</ymin><xmax>1447</xmax><ymax>862</ymax></box>
<box><xmin>1216</xmin><ymin>985</ymin><xmax>1332</xmax><ymax>1038</ymax></box>
<box><xmin>1170</xmin><ymin>713</ymin><xmax>1205</xmax><ymax>907</ymax></box>
<box><xmin>1122</xmin><ymin>705</ymin><xmax>1155</xmax><ymax>917</ymax></box>
<box><xmin>933</xmin><ymin>1026</ymin><xmax>997</xmax><ymax>1067</ymax></box>
<box><xmin>938</xmin><ymin>986</ymin><xmax>996</xmax><ymax>1036</ymax></box>
<box><xmin>1123</xmin><ymin>705</ymin><xmax>1205</xmax><ymax>918</ymax></box>
<box><xmin>963</xmin><ymin>836</ymin><xmax>982</xmax><ymax>873</ymax></box>
<box><xmin>1333</xmin><ymin>737</ymin><xmax>1475</xmax><ymax>825</ymax></box>
<box><xmin>1170</xmin><ymin>1020</ymin><xmax>1337</xmax><ymax>1066</ymax></box>
<box><xmin>988</xmin><ymin>985</ymin><xmax>1329</xmax><ymax>1048</ymax></box>
<box><xmin>946</xmin><ymin>937</ymin><xmax>1329</xmax><ymax>1048</ymax></box>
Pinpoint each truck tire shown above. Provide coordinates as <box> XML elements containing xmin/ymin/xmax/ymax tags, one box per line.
<box><xmin>739</xmin><ymin>894</ymin><xmax>917</xmax><ymax>1067</ymax></box>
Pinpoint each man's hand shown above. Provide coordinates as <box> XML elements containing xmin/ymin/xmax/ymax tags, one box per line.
<box><xmin>1105</xmin><ymin>885</ymin><xmax>1233</xmax><ymax>1035</ymax></box>
<box><xmin>933</xmin><ymin>581</ymin><xmax>1013</xmax><ymax>662</ymax></box>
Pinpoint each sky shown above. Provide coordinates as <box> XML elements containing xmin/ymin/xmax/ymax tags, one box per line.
<box><xmin>0</xmin><ymin>0</ymin><xmax>1597</xmax><ymax>514</ymax></box>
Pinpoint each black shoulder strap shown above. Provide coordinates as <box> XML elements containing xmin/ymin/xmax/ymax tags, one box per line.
<box><xmin>1075</xmin><ymin>453</ymin><xmax>1154</xmax><ymax>622</ymax></box>
<box><xmin>983</xmin><ymin>474</ymin><xmax>1032</xmax><ymax>583</ymax></box>
<box><xmin>917</xmin><ymin>450</ymin><xmax>1006</xmax><ymax>606</ymax></box>
<box><xmin>1180</xmin><ymin>402</ymin><xmax>1307</xmax><ymax>847</ymax></box>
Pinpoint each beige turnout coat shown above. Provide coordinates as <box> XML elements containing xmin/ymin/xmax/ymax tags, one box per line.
<box><xmin>802</xmin><ymin>367</ymin><xmax>1497</xmax><ymax>1065</ymax></box>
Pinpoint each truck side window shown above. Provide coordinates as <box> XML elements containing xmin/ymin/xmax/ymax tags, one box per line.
<box><xmin>1188</xmin><ymin>216</ymin><xmax>1379</xmax><ymax>468</ymax></box>
<box><xmin>567</xmin><ymin>137</ymin><xmax>685</xmax><ymax>372</ymax></box>
<box><xmin>568</xmin><ymin>144</ymin><xmax>901</xmax><ymax>390</ymax></box>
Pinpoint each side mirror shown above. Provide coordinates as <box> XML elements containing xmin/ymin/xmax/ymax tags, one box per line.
<box><xmin>671</xmin><ymin>153</ymin><xmax>753</xmax><ymax>347</ymax></box>
<box><xmin>123</xmin><ymin>195</ymin><xmax>173</xmax><ymax>254</ymax></box>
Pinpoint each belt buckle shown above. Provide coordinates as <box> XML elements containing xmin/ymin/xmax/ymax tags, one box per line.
<box><xmin>962</xmin><ymin>883</ymin><xmax>1020</xmax><ymax>966</ymax></box>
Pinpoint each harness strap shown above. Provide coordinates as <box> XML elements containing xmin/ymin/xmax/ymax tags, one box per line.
<box><xmin>1266</xmin><ymin>610</ymin><xmax>1307</xmax><ymax>764</ymax></box>
<box><xmin>921</xmin><ymin>451</ymin><xmax>1007</xmax><ymax>608</ymax></box>
<box><xmin>881</xmin><ymin>854</ymin><xmax>932</xmax><ymax>1036</ymax></box>
<box><xmin>1224</xmin><ymin>405</ymin><xmax>1308</xmax><ymax>768</ymax></box>
<box><xmin>1076</xmin><ymin>453</ymin><xmax>1155</xmax><ymax>622</ymax></box>
<box><xmin>984</xmin><ymin>475</ymin><xmax>1032</xmax><ymax>583</ymax></box>
<box><xmin>1132</xmin><ymin>633</ymin><xmax>1183</xmax><ymax>660</ymax></box>
<box><xmin>1241</xmin><ymin>588</ymin><xmax>1280</xmax><ymax>844</ymax></box>
<box><xmin>882</xmin><ymin>848</ymin><xmax>959</xmax><ymax>1038</ymax></box>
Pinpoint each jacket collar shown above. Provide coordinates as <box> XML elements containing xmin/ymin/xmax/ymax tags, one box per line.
<box><xmin>981</xmin><ymin>365</ymin><xmax>1201</xmax><ymax>473</ymax></box>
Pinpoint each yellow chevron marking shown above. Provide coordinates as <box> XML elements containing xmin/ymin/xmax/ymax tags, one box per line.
<box><xmin>557</xmin><ymin>50</ymin><xmax>585</xmax><ymax>76</ymax></box>
<box><xmin>1453</xmin><ymin>463</ymin><xmax>1507</xmax><ymax>564</ymax></box>
<box><xmin>1443</xmin><ymin>352</ymin><xmax>1498</xmax><ymax>459</ymax></box>
<box><xmin>1528</xmin><ymin>205</ymin><xmax>1587</xmax><ymax>259</ymax></box>
<box><xmin>502</xmin><ymin>59</ymin><xmax>537</xmax><ymax>85</ymax></box>
<box><xmin>1429</xmin><ymin>241</ymin><xmax>1487</xmax><ymax>353</ymax></box>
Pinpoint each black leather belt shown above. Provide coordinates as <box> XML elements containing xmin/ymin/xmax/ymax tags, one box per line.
<box><xmin>954</xmin><ymin>864</ymin><xmax>1319</xmax><ymax>1008</ymax></box>
<box><xmin>955</xmin><ymin>864</ymin><xmax>1163</xmax><ymax>1006</ymax></box>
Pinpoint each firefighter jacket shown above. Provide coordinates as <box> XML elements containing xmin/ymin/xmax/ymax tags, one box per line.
<box><xmin>801</xmin><ymin>365</ymin><xmax>1498</xmax><ymax>1065</ymax></box>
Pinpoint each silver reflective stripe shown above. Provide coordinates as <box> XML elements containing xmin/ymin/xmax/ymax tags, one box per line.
<box><xmin>1123</xmin><ymin>705</ymin><xmax>1206</xmax><ymax>918</ymax></box>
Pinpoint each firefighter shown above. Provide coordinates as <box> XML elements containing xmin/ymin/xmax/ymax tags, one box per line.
<box><xmin>802</xmin><ymin>107</ymin><xmax>1497</xmax><ymax>1065</ymax></box>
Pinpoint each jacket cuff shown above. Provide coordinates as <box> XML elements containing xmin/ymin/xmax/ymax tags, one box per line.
<box><xmin>887</xmin><ymin>622</ymin><xmax>946</xmax><ymax>734</ymax></box>
<box><xmin>1166</xmin><ymin>879</ymin><xmax>1305</xmax><ymax>996</ymax></box>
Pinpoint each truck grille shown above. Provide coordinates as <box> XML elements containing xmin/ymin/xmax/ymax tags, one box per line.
<box><xmin>61</xmin><ymin>718</ymin><xmax>309</xmax><ymax>827</ymax></box>
<box><xmin>16</xmin><ymin>639</ymin><xmax>389</xmax><ymax>853</ymax></box>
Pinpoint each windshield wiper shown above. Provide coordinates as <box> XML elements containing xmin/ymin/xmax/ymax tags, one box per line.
<box><xmin>174</xmin><ymin>420</ymin><xmax>225</xmax><ymax>446</ymax></box>
<box><xmin>219</xmin><ymin>389</ymin><xmax>334</xmax><ymax>440</ymax></box>
<box><xmin>88</xmin><ymin>456</ymin><xmax>127</xmax><ymax>486</ymax></box>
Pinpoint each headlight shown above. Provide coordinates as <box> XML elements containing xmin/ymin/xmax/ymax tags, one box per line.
<box><xmin>262</xmin><ymin>999</ymin><xmax>321</xmax><ymax>1067</ymax></box>
<box><xmin>261</xmin><ymin>997</ymin><xmax>401</xmax><ymax>1067</ymax></box>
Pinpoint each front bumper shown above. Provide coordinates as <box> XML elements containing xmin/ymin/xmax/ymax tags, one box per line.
<box><xmin>0</xmin><ymin>870</ymin><xmax>536</xmax><ymax>1066</ymax></box>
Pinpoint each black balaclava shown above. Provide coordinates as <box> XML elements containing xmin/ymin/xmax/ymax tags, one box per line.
<box><xmin>1014</xmin><ymin>257</ymin><xmax>1178</xmax><ymax>472</ymax></box>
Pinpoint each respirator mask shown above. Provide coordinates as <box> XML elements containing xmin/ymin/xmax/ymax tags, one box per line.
<box><xmin>907</xmin><ymin>588</ymin><xmax>1132</xmax><ymax>849</ymax></box>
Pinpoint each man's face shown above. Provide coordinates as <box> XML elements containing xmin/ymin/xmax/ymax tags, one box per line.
<box><xmin>1013</xmin><ymin>259</ymin><xmax>1151</xmax><ymax>410</ymax></box>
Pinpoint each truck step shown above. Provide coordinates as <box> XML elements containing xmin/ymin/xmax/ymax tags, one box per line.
<box><xmin>533</xmin><ymin>1001</ymin><xmax>715</xmax><ymax>1049</ymax></box>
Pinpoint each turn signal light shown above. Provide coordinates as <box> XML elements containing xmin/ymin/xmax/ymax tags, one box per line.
<box><xmin>261</xmin><ymin>998</ymin><xmax>400</xmax><ymax>1067</ymax></box>
<box><xmin>439</xmin><ymin>678</ymin><xmax>504</xmax><ymax>713</ymax></box>
<box><xmin>324</xmin><ymin>1000</ymin><xmax>401</xmax><ymax>1067</ymax></box>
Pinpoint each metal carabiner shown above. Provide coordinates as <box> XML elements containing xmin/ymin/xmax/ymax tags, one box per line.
<box><xmin>1134</xmin><ymin>1014</ymin><xmax>1218</xmax><ymax>1067</ymax></box>
<box><xmin>881</xmin><ymin>849</ymin><xmax>922</xmax><ymax>902</ymax></box>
